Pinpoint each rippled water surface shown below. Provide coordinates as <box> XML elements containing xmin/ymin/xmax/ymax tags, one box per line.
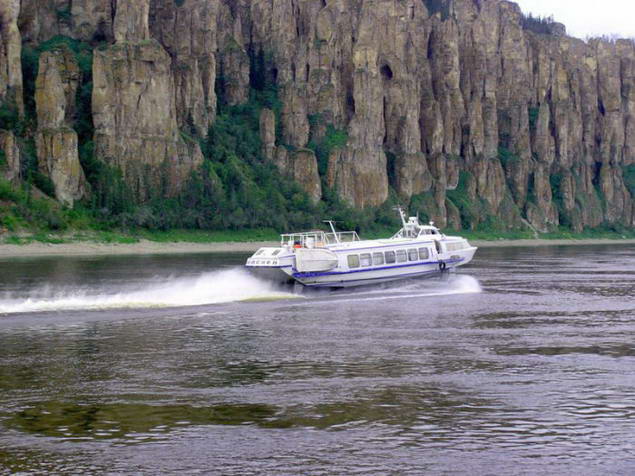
<box><xmin>0</xmin><ymin>245</ymin><xmax>634</xmax><ymax>474</ymax></box>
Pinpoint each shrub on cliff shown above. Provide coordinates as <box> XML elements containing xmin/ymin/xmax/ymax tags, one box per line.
<box><xmin>521</xmin><ymin>13</ymin><xmax>557</xmax><ymax>35</ymax></box>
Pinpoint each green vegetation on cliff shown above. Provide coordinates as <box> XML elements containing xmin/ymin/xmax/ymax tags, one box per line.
<box><xmin>1</xmin><ymin>41</ymin><xmax>401</xmax><ymax>238</ymax></box>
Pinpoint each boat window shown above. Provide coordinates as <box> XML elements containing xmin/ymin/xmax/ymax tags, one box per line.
<box><xmin>408</xmin><ymin>249</ymin><xmax>418</xmax><ymax>261</ymax></box>
<box><xmin>385</xmin><ymin>251</ymin><xmax>396</xmax><ymax>264</ymax></box>
<box><xmin>396</xmin><ymin>250</ymin><xmax>407</xmax><ymax>263</ymax></box>
<box><xmin>360</xmin><ymin>253</ymin><xmax>372</xmax><ymax>267</ymax></box>
<box><xmin>419</xmin><ymin>247</ymin><xmax>429</xmax><ymax>260</ymax></box>
<box><xmin>372</xmin><ymin>252</ymin><xmax>385</xmax><ymax>265</ymax></box>
<box><xmin>272</xmin><ymin>249</ymin><xmax>281</xmax><ymax>256</ymax></box>
<box><xmin>347</xmin><ymin>254</ymin><xmax>360</xmax><ymax>268</ymax></box>
<box><xmin>255</xmin><ymin>249</ymin><xmax>265</xmax><ymax>256</ymax></box>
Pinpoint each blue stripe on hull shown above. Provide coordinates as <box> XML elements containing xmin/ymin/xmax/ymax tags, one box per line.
<box><xmin>301</xmin><ymin>268</ymin><xmax>442</xmax><ymax>287</ymax></box>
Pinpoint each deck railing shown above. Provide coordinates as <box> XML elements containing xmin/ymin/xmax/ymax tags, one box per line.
<box><xmin>280</xmin><ymin>230</ymin><xmax>360</xmax><ymax>247</ymax></box>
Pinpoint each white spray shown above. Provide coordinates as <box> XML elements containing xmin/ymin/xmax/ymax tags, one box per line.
<box><xmin>0</xmin><ymin>268</ymin><xmax>298</xmax><ymax>314</ymax></box>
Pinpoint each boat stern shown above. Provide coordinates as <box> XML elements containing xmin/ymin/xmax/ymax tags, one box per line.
<box><xmin>245</xmin><ymin>247</ymin><xmax>295</xmax><ymax>284</ymax></box>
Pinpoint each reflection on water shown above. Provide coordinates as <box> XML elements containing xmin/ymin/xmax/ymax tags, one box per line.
<box><xmin>4</xmin><ymin>402</ymin><xmax>279</xmax><ymax>441</ymax></box>
<box><xmin>0</xmin><ymin>245</ymin><xmax>635</xmax><ymax>474</ymax></box>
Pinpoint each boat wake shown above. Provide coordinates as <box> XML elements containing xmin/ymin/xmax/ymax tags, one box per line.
<box><xmin>325</xmin><ymin>274</ymin><xmax>482</xmax><ymax>302</ymax></box>
<box><xmin>0</xmin><ymin>269</ymin><xmax>299</xmax><ymax>314</ymax></box>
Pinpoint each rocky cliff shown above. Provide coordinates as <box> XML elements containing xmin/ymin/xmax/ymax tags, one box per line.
<box><xmin>1</xmin><ymin>0</ymin><xmax>634</xmax><ymax>232</ymax></box>
<box><xmin>35</xmin><ymin>46</ymin><xmax>87</xmax><ymax>205</ymax></box>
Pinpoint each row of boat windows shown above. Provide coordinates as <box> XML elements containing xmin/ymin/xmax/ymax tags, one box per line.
<box><xmin>347</xmin><ymin>247</ymin><xmax>430</xmax><ymax>269</ymax></box>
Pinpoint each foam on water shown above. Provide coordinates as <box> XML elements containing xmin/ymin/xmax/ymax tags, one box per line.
<box><xmin>330</xmin><ymin>274</ymin><xmax>482</xmax><ymax>303</ymax></box>
<box><xmin>0</xmin><ymin>268</ymin><xmax>299</xmax><ymax>314</ymax></box>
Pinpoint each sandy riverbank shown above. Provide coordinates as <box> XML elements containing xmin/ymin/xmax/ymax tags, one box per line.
<box><xmin>0</xmin><ymin>238</ymin><xmax>633</xmax><ymax>258</ymax></box>
<box><xmin>0</xmin><ymin>240</ymin><xmax>276</xmax><ymax>258</ymax></box>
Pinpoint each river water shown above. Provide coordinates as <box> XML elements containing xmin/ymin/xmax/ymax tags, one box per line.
<box><xmin>0</xmin><ymin>245</ymin><xmax>633</xmax><ymax>474</ymax></box>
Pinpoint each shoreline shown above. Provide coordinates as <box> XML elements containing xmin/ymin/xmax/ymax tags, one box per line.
<box><xmin>0</xmin><ymin>238</ymin><xmax>633</xmax><ymax>259</ymax></box>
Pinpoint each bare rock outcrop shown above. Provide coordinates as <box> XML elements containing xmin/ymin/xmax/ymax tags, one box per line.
<box><xmin>93</xmin><ymin>40</ymin><xmax>202</xmax><ymax>200</ymax></box>
<box><xmin>35</xmin><ymin>47</ymin><xmax>87</xmax><ymax>205</ymax></box>
<box><xmin>259</xmin><ymin>108</ymin><xmax>276</xmax><ymax>160</ymax></box>
<box><xmin>18</xmin><ymin>0</ymin><xmax>65</xmax><ymax>45</ymax></box>
<box><xmin>0</xmin><ymin>130</ymin><xmax>20</xmax><ymax>182</ymax></box>
<box><xmin>0</xmin><ymin>0</ymin><xmax>23</xmax><ymax>112</ymax></box>
<box><xmin>150</xmin><ymin>0</ymin><xmax>220</xmax><ymax>136</ymax></box>
<box><xmin>71</xmin><ymin>0</ymin><xmax>114</xmax><ymax>42</ymax></box>
<box><xmin>272</xmin><ymin>147</ymin><xmax>322</xmax><ymax>204</ymax></box>
<box><xmin>113</xmin><ymin>0</ymin><xmax>150</xmax><ymax>43</ymax></box>
<box><xmin>19</xmin><ymin>0</ymin><xmax>113</xmax><ymax>44</ymax></box>
<box><xmin>290</xmin><ymin>149</ymin><xmax>322</xmax><ymax>204</ymax></box>
<box><xmin>258</xmin><ymin>108</ymin><xmax>321</xmax><ymax>202</ymax></box>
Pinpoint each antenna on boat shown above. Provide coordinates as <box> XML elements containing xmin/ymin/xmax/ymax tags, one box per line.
<box><xmin>393</xmin><ymin>206</ymin><xmax>408</xmax><ymax>228</ymax></box>
<box><xmin>323</xmin><ymin>220</ymin><xmax>340</xmax><ymax>243</ymax></box>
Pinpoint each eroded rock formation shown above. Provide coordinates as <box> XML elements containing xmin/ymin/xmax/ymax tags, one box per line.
<box><xmin>35</xmin><ymin>47</ymin><xmax>87</xmax><ymax>205</ymax></box>
<box><xmin>92</xmin><ymin>0</ymin><xmax>202</xmax><ymax>201</ymax></box>
<box><xmin>92</xmin><ymin>40</ymin><xmax>203</xmax><ymax>200</ymax></box>
<box><xmin>1</xmin><ymin>0</ymin><xmax>632</xmax><ymax>230</ymax></box>
<box><xmin>0</xmin><ymin>130</ymin><xmax>20</xmax><ymax>182</ymax></box>
<box><xmin>0</xmin><ymin>0</ymin><xmax>23</xmax><ymax>112</ymax></box>
<box><xmin>259</xmin><ymin>108</ymin><xmax>322</xmax><ymax>203</ymax></box>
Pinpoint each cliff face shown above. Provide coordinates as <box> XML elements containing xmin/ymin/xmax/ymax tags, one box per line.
<box><xmin>92</xmin><ymin>0</ymin><xmax>203</xmax><ymax>201</ymax></box>
<box><xmin>0</xmin><ymin>0</ymin><xmax>22</xmax><ymax>112</ymax></box>
<box><xmin>35</xmin><ymin>47</ymin><xmax>87</xmax><ymax>205</ymax></box>
<box><xmin>1</xmin><ymin>0</ymin><xmax>633</xmax><ymax>231</ymax></box>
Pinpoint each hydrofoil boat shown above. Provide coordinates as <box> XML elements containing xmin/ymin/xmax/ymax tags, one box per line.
<box><xmin>245</xmin><ymin>208</ymin><xmax>477</xmax><ymax>288</ymax></box>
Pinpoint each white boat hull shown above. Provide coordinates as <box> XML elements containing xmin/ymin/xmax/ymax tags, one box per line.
<box><xmin>289</xmin><ymin>247</ymin><xmax>476</xmax><ymax>288</ymax></box>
